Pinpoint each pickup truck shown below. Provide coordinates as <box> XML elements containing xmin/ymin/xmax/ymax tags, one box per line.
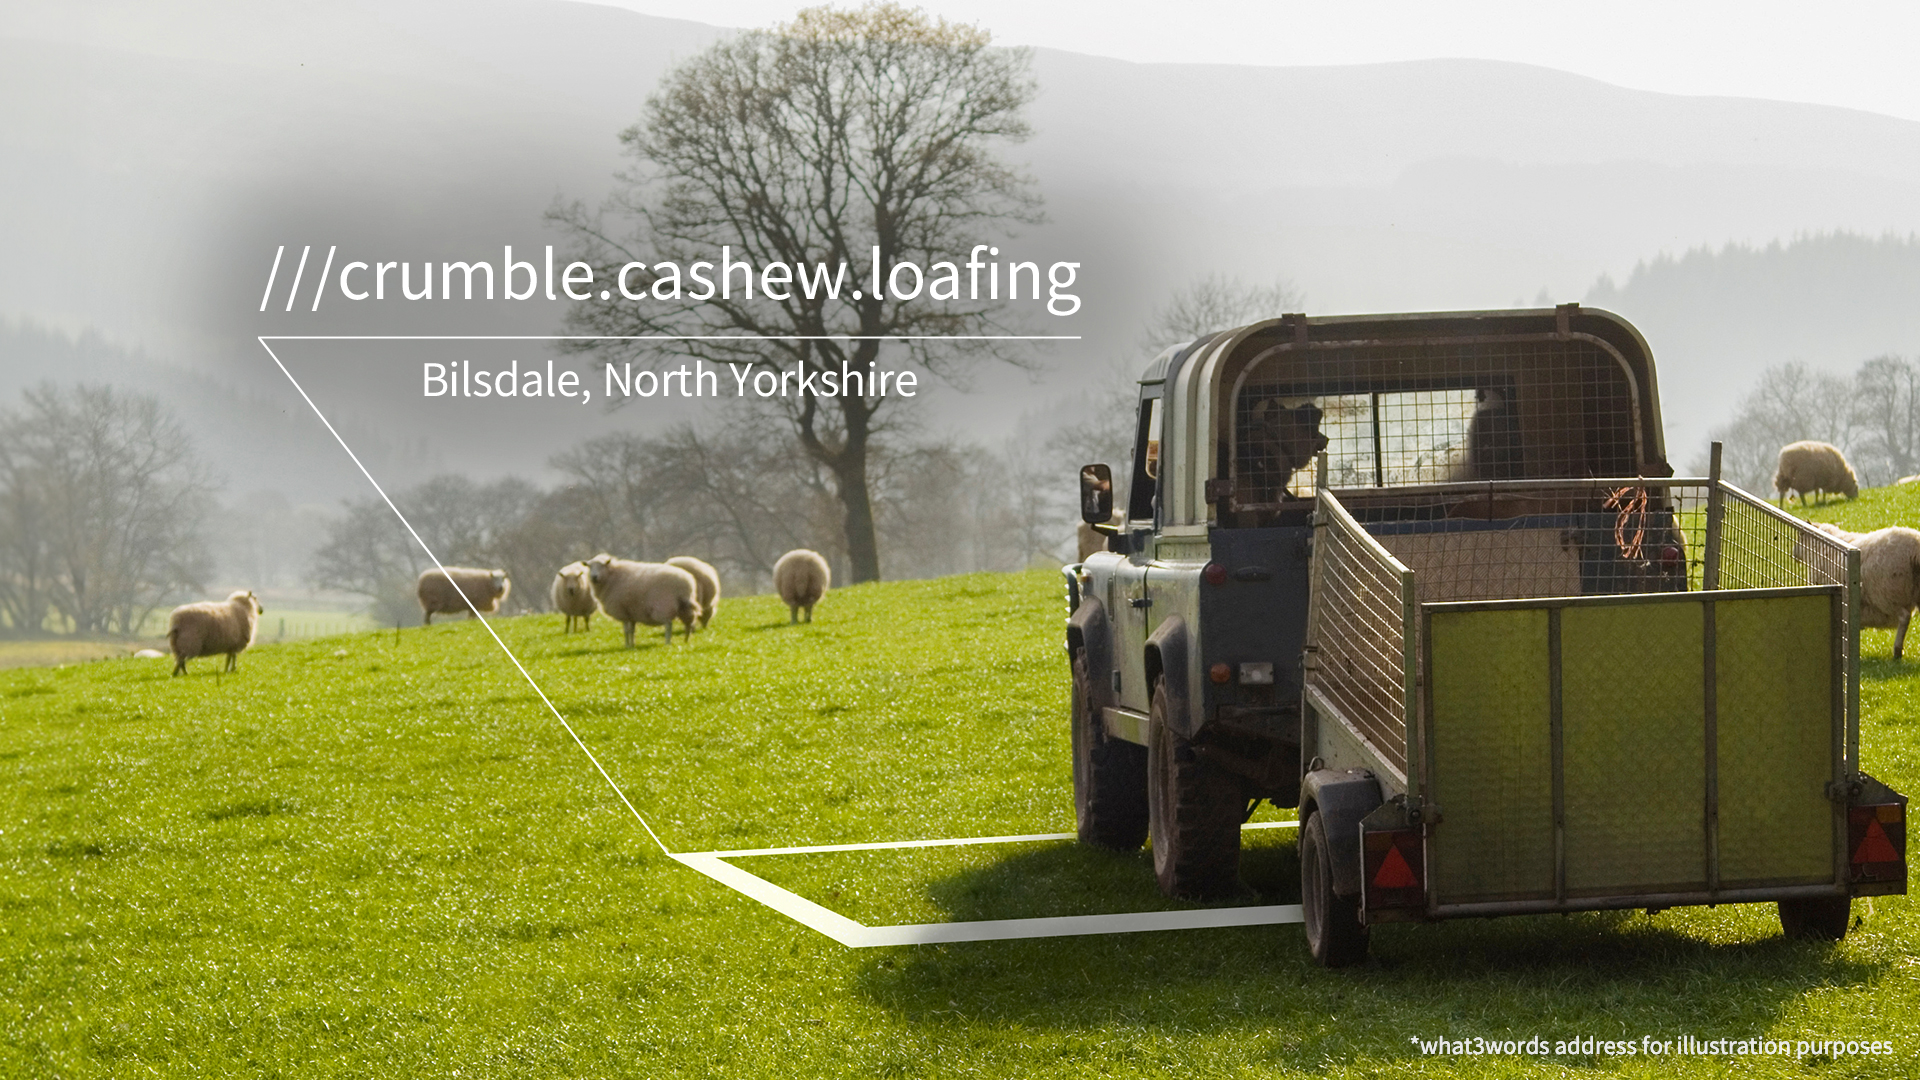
<box><xmin>1066</xmin><ymin>306</ymin><xmax>1908</xmax><ymax>965</ymax></box>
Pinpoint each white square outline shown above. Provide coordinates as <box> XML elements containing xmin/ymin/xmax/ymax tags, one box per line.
<box><xmin>672</xmin><ymin>823</ymin><xmax>1304</xmax><ymax>946</ymax></box>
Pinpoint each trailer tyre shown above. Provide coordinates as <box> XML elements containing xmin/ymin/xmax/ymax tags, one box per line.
<box><xmin>1072</xmin><ymin>652</ymin><xmax>1149</xmax><ymax>850</ymax></box>
<box><xmin>1301</xmin><ymin>810</ymin><xmax>1370</xmax><ymax>967</ymax></box>
<box><xmin>1147</xmin><ymin>676</ymin><xmax>1243</xmax><ymax>899</ymax></box>
<box><xmin>1777</xmin><ymin>896</ymin><xmax>1851</xmax><ymax>941</ymax></box>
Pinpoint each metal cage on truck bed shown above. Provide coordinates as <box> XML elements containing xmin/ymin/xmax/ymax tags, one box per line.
<box><xmin>1304</xmin><ymin>472</ymin><xmax>1900</xmax><ymax>919</ymax></box>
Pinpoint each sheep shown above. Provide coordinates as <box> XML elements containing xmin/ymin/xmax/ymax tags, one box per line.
<box><xmin>666</xmin><ymin>556</ymin><xmax>721</xmax><ymax>629</ymax></box>
<box><xmin>1801</xmin><ymin>523</ymin><xmax>1920</xmax><ymax>659</ymax></box>
<box><xmin>550</xmin><ymin>561</ymin><xmax>597</xmax><ymax>633</ymax></box>
<box><xmin>585</xmin><ymin>553</ymin><xmax>700</xmax><ymax>646</ymax></box>
<box><xmin>773</xmin><ymin>548</ymin><xmax>831</xmax><ymax>624</ymax></box>
<box><xmin>1774</xmin><ymin>441</ymin><xmax>1859</xmax><ymax>504</ymax></box>
<box><xmin>166</xmin><ymin>590</ymin><xmax>263</xmax><ymax>676</ymax></box>
<box><xmin>1459</xmin><ymin>386</ymin><xmax>1523</xmax><ymax>480</ymax></box>
<box><xmin>416</xmin><ymin>567</ymin><xmax>510</xmax><ymax>625</ymax></box>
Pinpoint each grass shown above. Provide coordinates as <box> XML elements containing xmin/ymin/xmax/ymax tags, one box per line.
<box><xmin>0</xmin><ymin>638</ymin><xmax>160</xmax><ymax>670</ymax></box>
<box><xmin>2</xmin><ymin>564</ymin><xmax>1917</xmax><ymax>1078</ymax></box>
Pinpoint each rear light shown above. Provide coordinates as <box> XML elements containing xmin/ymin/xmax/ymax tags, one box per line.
<box><xmin>1208</xmin><ymin>662</ymin><xmax>1232</xmax><ymax>684</ymax></box>
<box><xmin>1849</xmin><ymin>803</ymin><xmax>1906</xmax><ymax>885</ymax></box>
<box><xmin>1203</xmin><ymin>561</ymin><xmax>1228</xmax><ymax>586</ymax></box>
<box><xmin>1361</xmin><ymin>826</ymin><xmax>1424</xmax><ymax>912</ymax></box>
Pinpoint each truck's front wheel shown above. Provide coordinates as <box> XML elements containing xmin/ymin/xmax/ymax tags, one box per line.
<box><xmin>1072</xmin><ymin>652</ymin><xmax>1148</xmax><ymax>850</ymax></box>
<box><xmin>1148</xmin><ymin>675</ymin><xmax>1243</xmax><ymax>899</ymax></box>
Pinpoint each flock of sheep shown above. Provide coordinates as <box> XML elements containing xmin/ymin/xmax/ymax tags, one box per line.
<box><xmin>154</xmin><ymin>439</ymin><xmax>1916</xmax><ymax>675</ymax></box>
<box><xmin>1777</xmin><ymin>439</ymin><xmax>1920</xmax><ymax>659</ymax></box>
<box><xmin>163</xmin><ymin>548</ymin><xmax>832</xmax><ymax>675</ymax></box>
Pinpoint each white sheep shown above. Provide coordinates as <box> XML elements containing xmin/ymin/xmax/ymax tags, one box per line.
<box><xmin>416</xmin><ymin>567</ymin><xmax>510</xmax><ymax>625</ymax></box>
<box><xmin>666</xmin><ymin>556</ymin><xmax>721</xmax><ymax>629</ymax></box>
<box><xmin>550</xmin><ymin>561</ymin><xmax>597</xmax><ymax>633</ymax></box>
<box><xmin>1775</xmin><ymin>441</ymin><xmax>1859</xmax><ymax>504</ymax></box>
<box><xmin>773</xmin><ymin>548</ymin><xmax>831</xmax><ymax>624</ymax></box>
<box><xmin>585</xmin><ymin>553</ymin><xmax>700</xmax><ymax>646</ymax></box>
<box><xmin>1806</xmin><ymin>523</ymin><xmax>1920</xmax><ymax>658</ymax></box>
<box><xmin>167</xmin><ymin>590</ymin><xmax>263</xmax><ymax>676</ymax></box>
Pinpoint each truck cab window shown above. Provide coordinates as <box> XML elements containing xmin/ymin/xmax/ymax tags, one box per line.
<box><xmin>1129</xmin><ymin>396</ymin><xmax>1162</xmax><ymax>521</ymax></box>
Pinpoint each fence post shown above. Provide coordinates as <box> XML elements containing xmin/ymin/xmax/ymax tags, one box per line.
<box><xmin>1702</xmin><ymin>441</ymin><xmax>1724</xmax><ymax>591</ymax></box>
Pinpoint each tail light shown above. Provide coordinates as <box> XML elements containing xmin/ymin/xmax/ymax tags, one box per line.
<box><xmin>1849</xmin><ymin>803</ymin><xmax>1906</xmax><ymax>886</ymax></box>
<box><xmin>1361</xmin><ymin>826</ymin><xmax>1425</xmax><ymax>913</ymax></box>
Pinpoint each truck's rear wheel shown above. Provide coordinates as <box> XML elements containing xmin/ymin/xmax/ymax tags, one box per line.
<box><xmin>1072</xmin><ymin>652</ymin><xmax>1148</xmax><ymax>850</ymax></box>
<box><xmin>1147</xmin><ymin>675</ymin><xmax>1243</xmax><ymax>899</ymax></box>
<box><xmin>1300</xmin><ymin>810</ymin><xmax>1369</xmax><ymax>967</ymax></box>
<box><xmin>1778</xmin><ymin>896</ymin><xmax>1851</xmax><ymax>941</ymax></box>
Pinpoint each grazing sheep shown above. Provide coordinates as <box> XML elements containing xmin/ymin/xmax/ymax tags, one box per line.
<box><xmin>1804</xmin><ymin>524</ymin><xmax>1920</xmax><ymax>659</ymax></box>
<box><xmin>167</xmin><ymin>590</ymin><xmax>263</xmax><ymax>676</ymax></box>
<box><xmin>1774</xmin><ymin>441</ymin><xmax>1859</xmax><ymax>504</ymax></box>
<box><xmin>551</xmin><ymin>561</ymin><xmax>597</xmax><ymax>633</ymax></box>
<box><xmin>417</xmin><ymin>567</ymin><xmax>510</xmax><ymax>625</ymax></box>
<box><xmin>773</xmin><ymin>548</ymin><xmax>831</xmax><ymax>624</ymax></box>
<box><xmin>585</xmin><ymin>553</ymin><xmax>700</xmax><ymax>646</ymax></box>
<box><xmin>666</xmin><ymin>556</ymin><xmax>721</xmax><ymax>629</ymax></box>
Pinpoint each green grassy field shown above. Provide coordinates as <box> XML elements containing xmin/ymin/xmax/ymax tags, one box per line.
<box><xmin>2</xmin><ymin>561</ymin><xmax>1917</xmax><ymax>1078</ymax></box>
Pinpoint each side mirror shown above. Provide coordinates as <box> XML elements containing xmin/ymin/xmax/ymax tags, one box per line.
<box><xmin>1080</xmin><ymin>463</ymin><xmax>1117</xmax><ymax>532</ymax></box>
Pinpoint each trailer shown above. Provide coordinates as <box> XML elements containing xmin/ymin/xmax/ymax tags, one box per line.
<box><xmin>1066</xmin><ymin>306</ymin><xmax>1908</xmax><ymax>965</ymax></box>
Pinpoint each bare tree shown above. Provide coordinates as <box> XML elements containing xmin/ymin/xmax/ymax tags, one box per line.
<box><xmin>0</xmin><ymin>384</ymin><xmax>215</xmax><ymax>635</ymax></box>
<box><xmin>1141</xmin><ymin>274</ymin><xmax>1304</xmax><ymax>352</ymax></box>
<box><xmin>552</xmin><ymin>2</ymin><xmax>1043</xmax><ymax>583</ymax></box>
<box><xmin>1705</xmin><ymin>362</ymin><xmax>1860</xmax><ymax>492</ymax></box>
<box><xmin>1850</xmin><ymin>354</ymin><xmax>1920</xmax><ymax>484</ymax></box>
<box><xmin>311</xmin><ymin>474</ymin><xmax>543</xmax><ymax>625</ymax></box>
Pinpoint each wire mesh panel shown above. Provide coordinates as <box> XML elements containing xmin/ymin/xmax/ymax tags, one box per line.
<box><xmin>1227</xmin><ymin>338</ymin><xmax>1642</xmax><ymax>515</ymax></box>
<box><xmin>1343</xmin><ymin>480</ymin><xmax>1706</xmax><ymax>606</ymax></box>
<box><xmin>1306</xmin><ymin>492</ymin><xmax>1413</xmax><ymax>777</ymax></box>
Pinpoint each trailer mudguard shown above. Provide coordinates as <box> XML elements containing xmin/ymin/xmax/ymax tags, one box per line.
<box><xmin>1302</xmin><ymin>768</ymin><xmax>1383</xmax><ymax>899</ymax></box>
<box><xmin>1145</xmin><ymin>616</ymin><xmax>1190</xmax><ymax>736</ymax></box>
<box><xmin>1068</xmin><ymin>596</ymin><xmax>1114</xmax><ymax>714</ymax></box>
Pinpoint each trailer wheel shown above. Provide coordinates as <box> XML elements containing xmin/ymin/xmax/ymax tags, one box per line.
<box><xmin>1301</xmin><ymin>810</ymin><xmax>1369</xmax><ymax>967</ymax></box>
<box><xmin>1072</xmin><ymin>652</ymin><xmax>1148</xmax><ymax>850</ymax></box>
<box><xmin>1778</xmin><ymin>896</ymin><xmax>1851</xmax><ymax>941</ymax></box>
<box><xmin>1147</xmin><ymin>676</ymin><xmax>1242</xmax><ymax>899</ymax></box>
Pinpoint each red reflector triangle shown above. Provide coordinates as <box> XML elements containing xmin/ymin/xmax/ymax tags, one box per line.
<box><xmin>1854</xmin><ymin>819</ymin><xmax>1900</xmax><ymax>864</ymax></box>
<box><xmin>1373</xmin><ymin>844</ymin><xmax>1418</xmax><ymax>889</ymax></box>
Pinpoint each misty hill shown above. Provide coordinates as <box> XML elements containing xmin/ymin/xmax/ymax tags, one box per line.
<box><xmin>6</xmin><ymin>0</ymin><xmax>1920</xmax><ymax>502</ymax></box>
<box><xmin>1585</xmin><ymin>233</ymin><xmax>1920</xmax><ymax>458</ymax></box>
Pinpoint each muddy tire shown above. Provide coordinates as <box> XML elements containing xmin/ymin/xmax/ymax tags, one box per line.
<box><xmin>1301</xmin><ymin>810</ymin><xmax>1370</xmax><ymax>967</ymax></box>
<box><xmin>1071</xmin><ymin>652</ymin><xmax>1148</xmax><ymax>850</ymax></box>
<box><xmin>1147</xmin><ymin>675</ymin><xmax>1243</xmax><ymax>899</ymax></box>
<box><xmin>1778</xmin><ymin>896</ymin><xmax>1851</xmax><ymax>941</ymax></box>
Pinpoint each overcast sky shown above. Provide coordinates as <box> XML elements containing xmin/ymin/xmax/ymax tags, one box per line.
<box><xmin>590</xmin><ymin>0</ymin><xmax>1920</xmax><ymax>124</ymax></box>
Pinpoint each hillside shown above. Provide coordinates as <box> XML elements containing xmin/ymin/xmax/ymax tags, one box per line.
<box><xmin>5</xmin><ymin>0</ymin><xmax>1920</xmax><ymax>496</ymax></box>
<box><xmin>2</xmin><ymin>565</ymin><xmax>1916</xmax><ymax>1075</ymax></box>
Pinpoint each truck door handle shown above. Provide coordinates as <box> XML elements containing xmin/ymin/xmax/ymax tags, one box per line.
<box><xmin>1130</xmin><ymin>597</ymin><xmax>1153</xmax><ymax>608</ymax></box>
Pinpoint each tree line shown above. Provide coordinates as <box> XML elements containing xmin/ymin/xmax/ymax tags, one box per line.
<box><xmin>0</xmin><ymin>384</ymin><xmax>216</xmax><ymax>635</ymax></box>
<box><xmin>1705</xmin><ymin>354</ymin><xmax>1920</xmax><ymax>494</ymax></box>
<box><xmin>309</xmin><ymin>406</ymin><xmax>1105</xmax><ymax>626</ymax></box>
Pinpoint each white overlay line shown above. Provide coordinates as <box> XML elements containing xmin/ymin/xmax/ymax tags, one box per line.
<box><xmin>260</xmin><ymin>334</ymin><xmax>1291</xmax><ymax>945</ymax></box>
<box><xmin>256</xmin><ymin>337</ymin><xmax>670</xmax><ymax>855</ymax></box>
<box><xmin>256</xmin><ymin>334</ymin><xmax>1080</xmax><ymax>341</ymax></box>
<box><xmin>686</xmin><ymin>820</ymin><xmax>1297</xmax><ymax>859</ymax></box>
<box><xmin>673</xmin><ymin>822</ymin><xmax>1303</xmax><ymax>946</ymax></box>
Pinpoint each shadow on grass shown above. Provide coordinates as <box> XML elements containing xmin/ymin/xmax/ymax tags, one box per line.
<box><xmin>851</xmin><ymin>838</ymin><xmax>1886</xmax><ymax>1064</ymax></box>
